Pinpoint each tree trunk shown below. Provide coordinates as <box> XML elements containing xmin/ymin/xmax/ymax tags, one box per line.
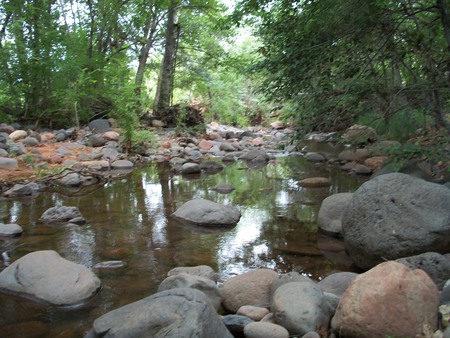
<box><xmin>154</xmin><ymin>0</ymin><xmax>180</xmax><ymax>113</ymax></box>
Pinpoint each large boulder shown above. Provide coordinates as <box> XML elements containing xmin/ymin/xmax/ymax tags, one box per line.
<box><xmin>157</xmin><ymin>273</ymin><xmax>221</xmax><ymax>310</ymax></box>
<box><xmin>317</xmin><ymin>193</ymin><xmax>353</xmax><ymax>237</ymax></box>
<box><xmin>331</xmin><ymin>261</ymin><xmax>439</xmax><ymax>338</ymax></box>
<box><xmin>172</xmin><ymin>198</ymin><xmax>241</xmax><ymax>227</ymax></box>
<box><xmin>220</xmin><ymin>269</ymin><xmax>278</xmax><ymax>313</ymax></box>
<box><xmin>91</xmin><ymin>288</ymin><xmax>233</xmax><ymax>338</ymax></box>
<box><xmin>40</xmin><ymin>206</ymin><xmax>85</xmax><ymax>224</ymax></box>
<box><xmin>342</xmin><ymin>124</ymin><xmax>377</xmax><ymax>144</ymax></box>
<box><xmin>271</xmin><ymin>282</ymin><xmax>336</xmax><ymax>336</ymax></box>
<box><xmin>342</xmin><ymin>173</ymin><xmax>450</xmax><ymax>269</ymax></box>
<box><xmin>0</xmin><ymin>250</ymin><xmax>101</xmax><ymax>306</ymax></box>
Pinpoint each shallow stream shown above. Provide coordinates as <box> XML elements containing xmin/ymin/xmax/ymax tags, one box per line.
<box><xmin>0</xmin><ymin>141</ymin><xmax>369</xmax><ymax>337</ymax></box>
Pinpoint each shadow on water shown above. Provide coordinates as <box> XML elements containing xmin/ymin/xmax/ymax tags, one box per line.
<box><xmin>0</xmin><ymin>154</ymin><xmax>369</xmax><ymax>337</ymax></box>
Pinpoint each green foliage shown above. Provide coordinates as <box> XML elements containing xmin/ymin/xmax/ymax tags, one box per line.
<box><xmin>236</xmin><ymin>0</ymin><xmax>450</xmax><ymax>135</ymax></box>
<box><xmin>384</xmin><ymin>138</ymin><xmax>450</xmax><ymax>168</ymax></box>
<box><xmin>357</xmin><ymin>109</ymin><xmax>432</xmax><ymax>142</ymax></box>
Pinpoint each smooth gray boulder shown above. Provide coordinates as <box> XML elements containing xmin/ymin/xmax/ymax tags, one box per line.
<box><xmin>172</xmin><ymin>198</ymin><xmax>241</xmax><ymax>227</ymax></box>
<box><xmin>271</xmin><ymin>282</ymin><xmax>336</xmax><ymax>336</ymax></box>
<box><xmin>0</xmin><ymin>250</ymin><xmax>101</xmax><ymax>305</ymax></box>
<box><xmin>88</xmin><ymin>119</ymin><xmax>111</xmax><ymax>133</ymax></box>
<box><xmin>40</xmin><ymin>206</ymin><xmax>84</xmax><ymax>224</ymax></box>
<box><xmin>58</xmin><ymin>172</ymin><xmax>98</xmax><ymax>187</ymax></box>
<box><xmin>342</xmin><ymin>173</ymin><xmax>450</xmax><ymax>270</ymax></box>
<box><xmin>158</xmin><ymin>273</ymin><xmax>221</xmax><ymax>310</ymax></box>
<box><xmin>0</xmin><ymin>157</ymin><xmax>18</xmax><ymax>169</ymax></box>
<box><xmin>318</xmin><ymin>272</ymin><xmax>358</xmax><ymax>297</ymax></box>
<box><xmin>181</xmin><ymin>162</ymin><xmax>201</xmax><ymax>174</ymax></box>
<box><xmin>0</xmin><ymin>223</ymin><xmax>23</xmax><ymax>236</ymax></box>
<box><xmin>317</xmin><ymin>193</ymin><xmax>353</xmax><ymax>237</ymax></box>
<box><xmin>91</xmin><ymin>288</ymin><xmax>233</xmax><ymax>338</ymax></box>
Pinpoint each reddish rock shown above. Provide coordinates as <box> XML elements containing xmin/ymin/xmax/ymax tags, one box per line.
<box><xmin>298</xmin><ymin>177</ymin><xmax>331</xmax><ymax>188</ymax></box>
<box><xmin>198</xmin><ymin>139</ymin><xmax>214</xmax><ymax>150</ymax></box>
<box><xmin>207</xmin><ymin>132</ymin><xmax>221</xmax><ymax>140</ymax></box>
<box><xmin>220</xmin><ymin>269</ymin><xmax>278</xmax><ymax>313</ymax></box>
<box><xmin>331</xmin><ymin>261</ymin><xmax>439</xmax><ymax>338</ymax></box>
<box><xmin>161</xmin><ymin>141</ymin><xmax>171</xmax><ymax>149</ymax></box>
<box><xmin>271</xmin><ymin>121</ymin><xmax>285</xmax><ymax>130</ymax></box>
<box><xmin>364</xmin><ymin>156</ymin><xmax>388</xmax><ymax>171</ymax></box>
<box><xmin>41</xmin><ymin>133</ymin><xmax>55</xmax><ymax>142</ymax></box>
<box><xmin>103</xmin><ymin>131</ymin><xmax>120</xmax><ymax>141</ymax></box>
<box><xmin>49</xmin><ymin>155</ymin><xmax>63</xmax><ymax>164</ymax></box>
<box><xmin>252</xmin><ymin>137</ymin><xmax>264</xmax><ymax>146</ymax></box>
<box><xmin>237</xmin><ymin>305</ymin><xmax>270</xmax><ymax>321</ymax></box>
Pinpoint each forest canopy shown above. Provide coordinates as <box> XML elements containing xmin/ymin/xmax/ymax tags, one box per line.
<box><xmin>0</xmin><ymin>0</ymin><xmax>449</xmax><ymax>141</ymax></box>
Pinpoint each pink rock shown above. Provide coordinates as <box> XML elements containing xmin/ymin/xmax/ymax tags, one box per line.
<box><xmin>271</xmin><ymin>121</ymin><xmax>285</xmax><ymax>130</ymax></box>
<box><xmin>198</xmin><ymin>140</ymin><xmax>214</xmax><ymax>150</ymax></box>
<box><xmin>331</xmin><ymin>261</ymin><xmax>439</xmax><ymax>338</ymax></box>
<box><xmin>220</xmin><ymin>269</ymin><xmax>278</xmax><ymax>313</ymax></box>
<box><xmin>103</xmin><ymin>131</ymin><xmax>120</xmax><ymax>141</ymax></box>
<box><xmin>41</xmin><ymin>133</ymin><xmax>55</xmax><ymax>142</ymax></box>
<box><xmin>207</xmin><ymin>132</ymin><xmax>221</xmax><ymax>140</ymax></box>
<box><xmin>252</xmin><ymin>137</ymin><xmax>264</xmax><ymax>146</ymax></box>
<box><xmin>298</xmin><ymin>177</ymin><xmax>331</xmax><ymax>187</ymax></box>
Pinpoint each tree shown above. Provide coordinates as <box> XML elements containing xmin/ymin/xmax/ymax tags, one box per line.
<box><xmin>154</xmin><ymin>0</ymin><xmax>181</xmax><ymax>113</ymax></box>
<box><xmin>234</xmin><ymin>0</ymin><xmax>450</xmax><ymax>136</ymax></box>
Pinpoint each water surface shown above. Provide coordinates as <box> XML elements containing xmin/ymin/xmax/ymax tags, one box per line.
<box><xmin>0</xmin><ymin>152</ymin><xmax>368</xmax><ymax>337</ymax></box>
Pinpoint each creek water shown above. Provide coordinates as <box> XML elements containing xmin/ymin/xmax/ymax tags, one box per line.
<box><xmin>0</xmin><ymin>141</ymin><xmax>369</xmax><ymax>337</ymax></box>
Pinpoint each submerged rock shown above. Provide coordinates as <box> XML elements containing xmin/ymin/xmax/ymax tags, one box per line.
<box><xmin>172</xmin><ymin>198</ymin><xmax>241</xmax><ymax>227</ymax></box>
<box><xmin>40</xmin><ymin>206</ymin><xmax>84</xmax><ymax>224</ymax></box>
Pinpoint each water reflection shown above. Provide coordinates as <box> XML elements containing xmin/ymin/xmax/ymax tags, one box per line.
<box><xmin>0</xmin><ymin>155</ymin><xmax>368</xmax><ymax>336</ymax></box>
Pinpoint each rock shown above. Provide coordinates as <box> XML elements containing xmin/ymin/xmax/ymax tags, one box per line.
<box><xmin>239</xmin><ymin>150</ymin><xmax>269</xmax><ymax>162</ymax></box>
<box><xmin>172</xmin><ymin>199</ymin><xmax>240</xmax><ymax>227</ymax></box>
<box><xmin>364</xmin><ymin>155</ymin><xmax>388</xmax><ymax>171</ymax></box>
<box><xmin>338</xmin><ymin>148</ymin><xmax>371</xmax><ymax>162</ymax></box>
<box><xmin>3</xmin><ymin>182</ymin><xmax>40</xmax><ymax>197</ymax></box>
<box><xmin>88</xmin><ymin>119</ymin><xmax>111</xmax><ymax>133</ymax></box>
<box><xmin>185</xmin><ymin>150</ymin><xmax>202</xmax><ymax>161</ymax></box>
<box><xmin>0</xmin><ymin>124</ymin><xmax>14</xmax><ymax>134</ymax></box>
<box><xmin>0</xmin><ymin>157</ymin><xmax>18</xmax><ymax>169</ymax></box>
<box><xmin>222</xmin><ymin>314</ymin><xmax>254</xmax><ymax>338</ymax></box>
<box><xmin>213</xmin><ymin>183</ymin><xmax>235</xmax><ymax>194</ymax></box>
<box><xmin>342</xmin><ymin>124</ymin><xmax>377</xmax><ymax>144</ymax></box>
<box><xmin>305</xmin><ymin>152</ymin><xmax>326</xmax><ymax>162</ymax></box>
<box><xmin>396</xmin><ymin>252</ymin><xmax>450</xmax><ymax>290</ymax></box>
<box><xmin>0</xmin><ymin>250</ymin><xmax>101</xmax><ymax>305</ymax></box>
<box><xmin>181</xmin><ymin>162</ymin><xmax>201</xmax><ymax>174</ymax></box>
<box><xmin>58</xmin><ymin>172</ymin><xmax>98</xmax><ymax>187</ymax></box>
<box><xmin>92</xmin><ymin>288</ymin><xmax>233</xmax><ymax>338</ymax></box>
<box><xmin>111</xmin><ymin>159</ymin><xmax>133</xmax><ymax>169</ymax></box>
<box><xmin>442</xmin><ymin>279</ymin><xmax>450</xmax><ymax>304</ymax></box>
<box><xmin>331</xmin><ymin>261</ymin><xmax>439</xmax><ymax>338</ymax></box>
<box><xmin>9</xmin><ymin>130</ymin><xmax>27</xmax><ymax>141</ymax></box>
<box><xmin>200</xmin><ymin>161</ymin><xmax>224</xmax><ymax>174</ymax></box>
<box><xmin>167</xmin><ymin>265</ymin><xmax>218</xmax><ymax>282</ymax></box>
<box><xmin>317</xmin><ymin>272</ymin><xmax>358</xmax><ymax>297</ymax></box>
<box><xmin>271</xmin><ymin>282</ymin><xmax>336</xmax><ymax>336</ymax></box>
<box><xmin>40</xmin><ymin>206</ymin><xmax>83</xmax><ymax>224</ymax></box>
<box><xmin>0</xmin><ymin>223</ymin><xmax>23</xmax><ymax>236</ymax></box>
<box><xmin>271</xmin><ymin>272</ymin><xmax>315</xmax><ymax>296</ymax></box>
<box><xmin>169</xmin><ymin>156</ymin><xmax>186</xmax><ymax>167</ymax></box>
<box><xmin>244</xmin><ymin>322</ymin><xmax>289</xmax><ymax>338</ymax></box>
<box><xmin>158</xmin><ymin>273</ymin><xmax>221</xmax><ymax>310</ymax></box>
<box><xmin>101</xmin><ymin>147</ymin><xmax>119</xmax><ymax>161</ymax></box>
<box><xmin>342</xmin><ymin>173</ymin><xmax>450</xmax><ymax>270</ymax></box>
<box><xmin>8</xmin><ymin>142</ymin><xmax>26</xmax><ymax>155</ymax></box>
<box><xmin>220</xmin><ymin>269</ymin><xmax>278</xmax><ymax>313</ymax></box>
<box><xmin>271</xmin><ymin>121</ymin><xmax>285</xmax><ymax>130</ymax></box>
<box><xmin>198</xmin><ymin>139</ymin><xmax>214</xmax><ymax>150</ymax></box>
<box><xmin>351</xmin><ymin>163</ymin><xmax>372</xmax><ymax>174</ymax></box>
<box><xmin>236</xmin><ymin>305</ymin><xmax>269</xmax><ymax>321</ymax></box>
<box><xmin>22</xmin><ymin>136</ymin><xmax>40</xmax><ymax>146</ymax></box>
<box><xmin>220</xmin><ymin>142</ymin><xmax>236</xmax><ymax>152</ymax></box>
<box><xmin>252</xmin><ymin>137</ymin><xmax>264</xmax><ymax>146</ymax></box>
<box><xmin>93</xmin><ymin>261</ymin><xmax>127</xmax><ymax>269</ymax></box>
<box><xmin>317</xmin><ymin>193</ymin><xmax>353</xmax><ymax>237</ymax></box>
<box><xmin>89</xmin><ymin>135</ymin><xmax>106</xmax><ymax>147</ymax></box>
<box><xmin>298</xmin><ymin>177</ymin><xmax>331</xmax><ymax>188</ymax></box>
<box><xmin>103</xmin><ymin>131</ymin><xmax>120</xmax><ymax>141</ymax></box>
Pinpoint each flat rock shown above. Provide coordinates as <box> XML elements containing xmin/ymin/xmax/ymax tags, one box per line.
<box><xmin>298</xmin><ymin>177</ymin><xmax>331</xmax><ymax>188</ymax></box>
<box><xmin>244</xmin><ymin>322</ymin><xmax>289</xmax><ymax>338</ymax></box>
<box><xmin>0</xmin><ymin>157</ymin><xmax>18</xmax><ymax>169</ymax></box>
<box><xmin>3</xmin><ymin>183</ymin><xmax>40</xmax><ymax>197</ymax></box>
<box><xmin>167</xmin><ymin>265</ymin><xmax>218</xmax><ymax>282</ymax></box>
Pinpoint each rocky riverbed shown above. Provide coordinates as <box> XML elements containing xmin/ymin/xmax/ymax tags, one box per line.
<box><xmin>0</xmin><ymin>119</ymin><xmax>449</xmax><ymax>337</ymax></box>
